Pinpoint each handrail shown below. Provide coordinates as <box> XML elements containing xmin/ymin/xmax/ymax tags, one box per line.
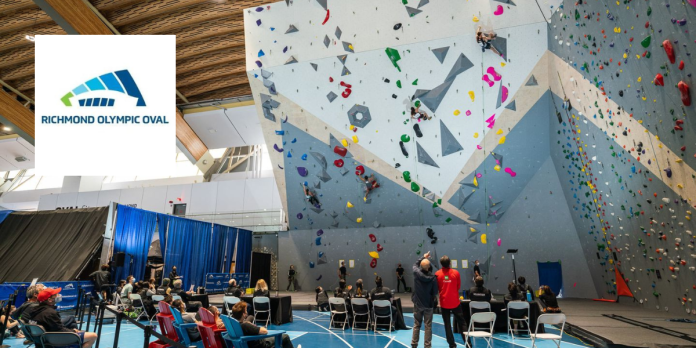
<box><xmin>95</xmin><ymin>300</ymin><xmax>187</xmax><ymax>348</ymax></box>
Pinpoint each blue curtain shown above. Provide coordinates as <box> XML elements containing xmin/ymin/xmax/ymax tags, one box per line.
<box><xmin>113</xmin><ymin>205</ymin><xmax>158</xmax><ymax>283</ymax></box>
<box><xmin>156</xmin><ymin>213</ymin><xmax>170</xmax><ymax>259</ymax></box>
<box><xmin>209</xmin><ymin>225</ymin><xmax>237</xmax><ymax>275</ymax></box>
<box><xmin>537</xmin><ymin>261</ymin><xmax>564</xmax><ymax>296</ymax></box>
<box><xmin>163</xmin><ymin>216</ymin><xmax>213</xmax><ymax>290</ymax></box>
<box><xmin>235</xmin><ymin>228</ymin><xmax>253</xmax><ymax>274</ymax></box>
<box><xmin>0</xmin><ymin>210</ymin><xmax>13</xmax><ymax>226</ymax></box>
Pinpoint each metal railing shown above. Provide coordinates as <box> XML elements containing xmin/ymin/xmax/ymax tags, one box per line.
<box><xmin>184</xmin><ymin>209</ymin><xmax>287</xmax><ymax>232</ymax></box>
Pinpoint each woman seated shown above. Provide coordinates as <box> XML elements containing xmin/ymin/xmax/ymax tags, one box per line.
<box><xmin>253</xmin><ymin>279</ymin><xmax>269</xmax><ymax>297</ymax></box>
<box><xmin>207</xmin><ymin>306</ymin><xmax>226</xmax><ymax>329</ymax></box>
<box><xmin>172</xmin><ymin>299</ymin><xmax>200</xmax><ymax>342</ymax></box>
<box><xmin>504</xmin><ymin>282</ymin><xmax>528</xmax><ymax>333</ymax></box>
<box><xmin>0</xmin><ymin>306</ymin><xmax>24</xmax><ymax>339</ymax></box>
<box><xmin>157</xmin><ymin>278</ymin><xmax>171</xmax><ymax>295</ymax></box>
<box><xmin>538</xmin><ymin>285</ymin><xmax>561</xmax><ymax>313</ymax></box>
<box><xmin>351</xmin><ymin>279</ymin><xmax>369</xmax><ymax>299</ymax></box>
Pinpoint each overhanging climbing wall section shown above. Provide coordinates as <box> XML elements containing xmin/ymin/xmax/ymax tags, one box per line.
<box><xmin>549</xmin><ymin>0</ymin><xmax>696</xmax><ymax>313</ymax></box>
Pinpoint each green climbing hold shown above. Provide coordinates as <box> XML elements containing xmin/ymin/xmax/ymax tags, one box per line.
<box><xmin>412</xmin><ymin>79</ymin><xmax>418</xmax><ymax>85</ymax></box>
<box><xmin>646</xmin><ymin>51</ymin><xmax>651</xmax><ymax>59</ymax></box>
<box><xmin>641</xmin><ymin>36</ymin><xmax>651</xmax><ymax>48</ymax></box>
<box><xmin>445</xmin><ymin>217</ymin><xmax>452</xmax><ymax>223</ymax></box>
<box><xmin>385</xmin><ymin>47</ymin><xmax>402</xmax><ymax>72</ymax></box>
<box><xmin>396</xmin><ymin>80</ymin><xmax>402</xmax><ymax>88</ymax></box>
<box><xmin>411</xmin><ymin>182</ymin><xmax>420</xmax><ymax>192</ymax></box>
<box><xmin>402</xmin><ymin>0</ymin><xmax>408</xmax><ymax>4</ymax></box>
<box><xmin>403</xmin><ymin>171</ymin><xmax>412</xmax><ymax>183</ymax></box>
<box><xmin>647</xmin><ymin>6</ymin><xmax>652</xmax><ymax>16</ymax></box>
<box><xmin>414</xmin><ymin>100</ymin><xmax>421</xmax><ymax>107</ymax></box>
<box><xmin>574</xmin><ymin>9</ymin><xmax>580</xmax><ymax>20</ymax></box>
<box><xmin>401</xmin><ymin>134</ymin><xmax>411</xmax><ymax>143</ymax></box>
<box><xmin>432</xmin><ymin>202</ymin><xmax>438</xmax><ymax>208</ymax></box>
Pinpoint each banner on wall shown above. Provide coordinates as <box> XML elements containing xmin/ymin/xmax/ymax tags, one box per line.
<box><xmin>205</xmin><ymin>273</ymin><xmax>250</xmax><ymax>293</ymax></box>
<box><xmin>0</xmin><ymin>281</ymin><xmax>94</xmax><ymax>310</ymax></box>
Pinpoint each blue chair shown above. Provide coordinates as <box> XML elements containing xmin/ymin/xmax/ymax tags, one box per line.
<box><xmin>220</xmin><ymin>314</ymin><xmax>285</xmax><ymax>348</ymax></box>
<box><xmin>170</xmin><ymin>307</ymin><xmax>203</xmax><ymax>348</ymax></box>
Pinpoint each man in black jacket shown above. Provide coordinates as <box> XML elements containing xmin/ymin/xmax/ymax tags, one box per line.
<box><xmin>89</xmin><ymin>264</ymin><xmax>111</xmax><ymax>301</ymax></box>
<box><xmin>12</xmin><ymin>285</ymin><xmax>39</xmax><ymax>322</ymax></box>
<box><xmin>411</xmin><ymin>252</ymin><xmax>438</xmax><ymax>348</ymax></box>
<box><xmin>31</xmin><ymin>288</ymin><xmax>98</xmax><ymax>348</ymax></box>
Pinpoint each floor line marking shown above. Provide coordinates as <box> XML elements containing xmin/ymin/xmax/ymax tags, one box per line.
<box><xmin>294</xmin><ymin>315</ymin><xmax>355</xmax><ymax>348</ymax></box>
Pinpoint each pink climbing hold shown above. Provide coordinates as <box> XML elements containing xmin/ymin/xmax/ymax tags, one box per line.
<box><xmin>504</xmin><ymin>167</ymin><xmax>517</xmax><ymax>177</ymax></box>
<box><xmin>477</xmin><ymin>145</ymin><xmax>483</xmax><ymax>150</ymax></box>
<box><xmin>501</xmin><ymin>86</ymin><xmax>509</xmax><ymax>103</ymax></box>
<box><xmin>465</xmin><ymin>110</ymin><xmax>472</xmax><ymax>116</ymax></box>
<box><xmin>486</xmin><ymin>67</ymin><xmax>502</xmax><ymax>81</ymax></box>
<box><xmin>485</xmin><ymin>114</ymin><xmax>496</xmax><ymax>128</ymax></box>
<box><xmin>688</xmin><ymin>0</ymin><xmax>696</xmax><ymax>7</ymax></box>
<box><xmin>494</xmin><ymin>4</ymin><xmax>504</xmax><ymax>15</ymax></box>
<box><xmin>497</xmin><ymin>238</ymin><xmax>501</xmax><ymax>246</ymax></box>
<box><xmin>482</xmin><ymin>74</ymin><xmax>494</xmax><ymax>87</ymax></box>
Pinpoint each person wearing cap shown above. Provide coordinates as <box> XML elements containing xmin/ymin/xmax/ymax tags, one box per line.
<box><xmin>31</xmin><ymin>288</ymin><xmax>98</xmax><ymax>348</ymax></box>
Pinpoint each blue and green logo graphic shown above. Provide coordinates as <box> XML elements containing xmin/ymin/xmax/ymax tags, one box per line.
<box><xmin>60</xmin><ymin>69</ymin><xmax>146</xmax><ymax>107</ymax></box>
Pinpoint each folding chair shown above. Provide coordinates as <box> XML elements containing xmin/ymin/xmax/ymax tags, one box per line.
<box><xmin>507</xmin><ymin>301</ymin><xmax>530</xmax><ymax>339</ymax></box>
<box><xmin>253</xmin><ymin>296</ymin><xmax>271</xmax><ymax>327</ymax></box>
<box><xmin>220</xmin><ymin>315</ymin><xmax>286</xmax><ymax>348</ymax></box>
<box><xmin>469</xmin><ymin>301</ymin><xmax>491</xmax><ymax>331</ymax></box>
<box><xmin>130</xmin><ymin>294</ymin><xmax>149</xmax><ymax>321</ymax></box>
<box><xmin>223</xmin><ymin>296</ymin><xmax>240</xmax><ymax>314</ymax></box>
<box><xmin>351</xmin><ymin>298</ymin><xmax>370</xmax><ymax>331</ymax></box>
<box><xmin>530</xmin><ymin>314</ymin><xmax>566</xmax><ymax>348</ymax></box>
<box><xmin>112</xmin><ymin>292</ymin><xmax>125</xmax><ymax>311</ymax></box>
<box><xmin>24</xmin><ymin>324</ymin><xmax>46</xmax><ymax>348</ymax></box>
<box><xmin>465</xmin><ymin>312</ymin><xmax>496</xmax><ymax>348</ymax></box>
<box><xmin>328</xmin><ymin>297</ymin><xmax>348</xmax><ymax>330</ymax></box>
<box><xmin>171</xmin><ymin>307</ymin><xmax>203</xmax><ymax>348</ymax></box>
<box><xmin>41</xmin><ymin>332</ymin><xmax>82</xmax><ymax>348</ymax></box>
<box><xmin>372</xmin><ymin>300</ymin><xmax>392</xmax><ymax>332</ymax></box>
<box><xmin>151</xmin><ymin>295</ymin><xmax>164</xmax><ymax>323</ymax></box>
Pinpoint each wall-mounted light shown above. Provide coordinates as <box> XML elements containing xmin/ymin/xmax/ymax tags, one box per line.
<box><xmin>25</xmin><ymin>35</ymin><xmax>35</xmax><ymax>42</ymax></box>
<box><xmin>15</xmin><ymin>156</ymin><xmax>28</xmax><ymax>162</ymax></box>
<box><xmin>3</xmin><ymin>127</ymin><xmax>10</xmax><ymax>131</ymax></box>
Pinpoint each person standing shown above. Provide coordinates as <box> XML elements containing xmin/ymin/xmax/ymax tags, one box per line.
<box><xmin>396</xmin><ymin>263</ymin><xmax>407</xmax><ymax>293</ymax></box>
<box><xmin>472</xmin><ymin>260</ymin><xmax>481</xmax><ymax>284</ymax></box>
<box><xmin>338</xmin><ymin>261</ymin><xmax>348</xmax><ymax>281</ymax></box>
<box><xmin>411</xmin><ymin>252</ymin><xmax>438</xmax><ymax>348</ymax></box>
<box><xmin>89</xmin><ymin>264</ymin><xmax>111</xmax><ymax>301</ymax></box>
<box><xmin>435</xmin><ymin>256</ymin><xmax>467</xmax><ymax>348</ymax></box>
<box><xmin>287</xmin><ymin>265</ymin><xmax>299</xmax><ymax>291</ymax></box>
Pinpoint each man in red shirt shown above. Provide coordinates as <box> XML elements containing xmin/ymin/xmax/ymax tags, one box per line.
<box><xmin>435</xmin><ymin>256</ymin><xmax>467</xmax><ymax>348</ymax></box>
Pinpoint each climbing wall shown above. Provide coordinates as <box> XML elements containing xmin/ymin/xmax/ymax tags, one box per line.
<box><xmin>548</xmin><ymin>0</ymin><xmax>696</xmax><ymax>312</ymax></box>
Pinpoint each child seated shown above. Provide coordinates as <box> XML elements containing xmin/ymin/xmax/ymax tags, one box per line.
<box><xmin>315</xmin><ymin>287</ymin><xmax>329</xmax><ymax>312</ymax></box>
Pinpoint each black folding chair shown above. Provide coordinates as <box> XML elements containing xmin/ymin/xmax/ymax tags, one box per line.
<box><xmin>24</xmin><ymin>324</ymin><xmax>47</xmax><ymax>348</ymax></box>
<box><xmin>41</xmin><ymin>332</ymin><xmax>82</xmax><ymax>348</ymax></box>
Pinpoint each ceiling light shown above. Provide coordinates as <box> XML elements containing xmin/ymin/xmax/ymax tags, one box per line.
<box><xmin>25</xmin><ymin>35</ymin><xmax>35</xmax><ymax>42</ymax></box>
<box><xmin>2</xmin><ymin>127</ymin><xmax>10</xmax><ymax>131</ymax></box>
<box><xmin>15</xmin><ymin>156</ymin><xmax>28</xmax><ymax>162</ymax></box>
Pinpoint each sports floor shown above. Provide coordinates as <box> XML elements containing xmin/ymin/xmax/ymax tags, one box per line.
<box><xmin>4</xmin><ymin>310</ymin><xmax>591</xmax><ymax>348</ymax></box>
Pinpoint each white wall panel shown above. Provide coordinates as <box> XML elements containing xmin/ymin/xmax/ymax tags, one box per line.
<box><xmin>56</xmin><ymin>192</ymin><xmax>78</xmax><ymax>208</ymax></box>
<box><xmin>141</xmin><ymin>186</ymin><xmax>168</xmax><ymax>213</ymax></box>
<box><xmin>37</xmin><ymin>194</ymin><xmax>58</xmax><ymax>211</ymax></box>
<box><xmin>76</xmin><ymin>191</ymin><xmax>99</xmax><ymax>208</ymax></box>
<box><xmin>189</xmin><ymin>182</ymin><xmax>219</xmax><ymax>214</ymax></box>
<box><xmin>215</xmin><ymin>180</ymin><xmax>246</xmax><ymax>213</ymax></box>
<box><xmin>96</xmin><ymin>190</ymin><xmax>121</xmax><ymax>207</ymax></box>
<box><xmin>118</xmin><ymin>188</ymin><xmax>144</xmax><ymax>208</ymax></box>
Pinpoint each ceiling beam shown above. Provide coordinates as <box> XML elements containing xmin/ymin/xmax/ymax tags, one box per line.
<box><xmin>0</xmin><ymin>88</ymin><xmax>34</xmax><ymax>143</ymax></box>
<box><xmin>0</xmin><ymin>7</ymin><xmax>53</xmax><ymax>34</ymax></box>
<box><xmin>178</xmin><ymin>73</ymin><xmax>249</xmax><ymax>97</ymax></box>
<box><xmin>106</xmin><ymin>0</ymin><xmax>208</xmax><ymax>27</ymax></box>
<box><xmin>0</xmin><ymin>22</ymin><xmax>65</xmax><ymax>53</ymax></box>
<box><xmin>90</xmin><ymin>0</ymin><xmax>146</xmax><ymax>12</ymax></box>
<box><xmin>0</xmin><ymin>62</ymin><xmax>35</xmax><ymax>81</ymax></box>
<box><xmin>185</xmin><ymin>85</ymin><xmax>252</xmax><ymax>104</ymax></box>
<box><xmin>14</xmin><ymin>76</ymin><xmax>34</xmax><ymax>91</ymax></box>
<box><xmin>118</xmin><ymin>1</ymin><xmax>251</xmax><ymax>34</ymax></box>
<box><xmin>0</xmin><ymin>0</ymin><xmax>36</xmax><ymax>15</ymax></box>
<box><xmin>176</xmin><ymin>48</ymin><xmax>245</xmax><ymax>75</ymax></box>
<box><xmin>165</xmin><ymin>17</ymin><xmax>243</xmax><ymax>46</ymax></box>
<box><xmin>0</xmin><ymin>47</ymin><xmax>34</xmax><ymax>70</ymax></box>
<box><xmin>176</xmin><ymin>32</ymin><xmax>244</xmax><ymax>60</ymax></box>
<box><xmin>176</xmin><ymin>61</ymin><xmax>246</xmax><ymax>88</ymax></box>
<box><xmin>34</xmin><ymin>0</ymin><xmax>113</xmax><ymax>35</ymax></box>
<box><xmin>175</xmin><ymin>108</ymin><xmax>206</xmax><ymax>162</ymax></box>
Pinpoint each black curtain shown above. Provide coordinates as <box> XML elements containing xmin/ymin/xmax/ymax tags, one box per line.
<box><xmin>0</xmin><ymin>207</ymin><xmax>108</xmax><ymax>283</ymax></box>
<box><xmin>250</xmin><ymin>252</ymin><xmax>272</xmax><ymax>289</ymax></box>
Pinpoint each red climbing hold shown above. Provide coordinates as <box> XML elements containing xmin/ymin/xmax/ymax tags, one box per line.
<box><xmin>329</xmin><ymin>77</ymin><xmax>334</xmax><ymax>82</ymax></box>
<box><xmin>322</xmin><ymin>9</ymin><xmax>330</xmax><ymax>25</ymax></box>
<box><xmin>681</xmin><ymin>146</ymin><xmax>687</xmax><ymax>151</ymax></box>
<box><xmin>340</xmin><ymin>81</ymin><xmax>352</xmax><ymax>88</ymax></box>
<box><xmin>370</xmin><ymin>258</ymin><xmax>377</xmax><ymax>268</ymax></box>
<box><xmin>355</xmin><ymin>165</ymin><xmax>365</xmax><ymax>176</ymax></box>
<box><xmin>654</xmin><ymin>73</ymin><xmax>664</xmax><ymax>86</ymax></box>
<box><xmin>663</xmin><ymin>40</ymin><xmax>675</xmax><ymax>64</ymax></box>
<box><xmin>679</xmin><ymin>60</ymin><xmax>685</xmax><ymax>70</ymax></box>
<box><xmin>333</xmin><ymin>146</ymin><xmax>347</xmax><ymax>157</ymax></box>
<box><xmin>341</xmin><ymin>88</ymin><xmax>351</xmax><ymax>98</ymax></box>
<box><xmin>679</xmin><ymin>81</ymin><xmax>691</xmax><ymax>106</ymax></box>
<box><xmin>369</xmin><ymin>234</ymin><xmax>376</xmax><ymax>242</ymax></box>
<box><xmin>334</xmin><ymin>159</ymin><xmax>344</xmax><ymax>167</ymax></box>
<box><xmin>645</xmin><ymin>21</ymin><xmax>649</xmax><ymax>28</ymax></box>
<box><xmin>377</xmin><ymin>243</ymin><xmax>383</xmax><ymax>252</ymax></box>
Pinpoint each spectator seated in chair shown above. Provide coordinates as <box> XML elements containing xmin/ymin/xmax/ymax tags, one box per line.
<box><xmin>230</xmin><ymin>301</ymin><xmax>298</xmax><ymax>348</ymax></box>
<box><xmin>539</xmin><ymin>285</ymin><xmax>561</xmax><ymax>313</ymax></box>
<box><xmin>253</xmin><ymin>279</ymin><xmax>269</xmax><ymax>298</ymax></box>
<box><xmin>30</xmin><ymin>287</ymin><xmax>98</xmax><ymax>348</ymax></box>
<box><xmin>19</xmin><ymin>284</ymin><xmax>77</xmax><ymax>330</ymax></box>
<box><xmin>226</xmin><ymin>279</ymin><xmax>243</xmax><ymax>298</ymax></box>
<box><xmin>172</xmin><ymin>299</ymin><xmax>201</xmax><ymax>342</ymax></box>
<box><xmin>172</xmin><ymin>279</ymin><xmax>203</xmax><ymax>313</ymax></box>
<box><xmin>315</xmin><ymin>287</ymin><xmax>329</xmax><ymax>312</ymax></box>
<box><xmin>0</xmin><ymin>305</ymin><xmax>24</xmax><ymax>339</ymax></box>
<box><xmin>121</xmin><ymin>276</ymin><xmax>135</xmax><ymax>306</ymax></box>
<box><xmin>157</xmin><ymin>278</ymin><xmax>171</xmax><ymax>296</ymax></box>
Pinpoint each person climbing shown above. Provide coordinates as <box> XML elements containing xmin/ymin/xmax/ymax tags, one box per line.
<box><xmin>410</xmin><ymin>106</ymin><xmax>431</xmax><ymax>122</ymax></box>
<box><xmin>359</xmin><ymin>174</ymin><xmax>380</xmax><ymax>200</ymax></box>
<box><xmin>476</xmin><ymin>26</ymin><xmax>502</xmax><ymax>57</ymax></box>
<box><xmin>303</xmin><ymin>183</ymin><xmax>320</xmax><ymax>207</ymax></box>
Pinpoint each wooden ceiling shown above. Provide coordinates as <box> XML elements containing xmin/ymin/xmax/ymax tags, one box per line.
<box><xmin>0</xmin><ymin>0</ymin><xmax>267</xmax><ymax>107</ymax></box>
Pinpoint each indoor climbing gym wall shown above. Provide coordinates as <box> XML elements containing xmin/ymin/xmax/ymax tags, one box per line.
<box><xmin>243</xmin><ymin>0</ymin><xmax>602</xmax><ymax>297</ymax></box>
<box><xmin>548</xmin><ymin>0</ymin><xmax>696</xmax><ymax>314</ymax></box>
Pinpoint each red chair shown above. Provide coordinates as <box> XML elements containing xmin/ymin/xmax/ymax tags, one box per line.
<box><xmin>198</xmin><ymin>308</ymin><xmax>225</xmax><ymax>348</ymax></box>
<box><xmin>149</xmin><ymin>302</ymin><xmax>178</xmax><ymax>348</ymax></box>
<box><xmin>197</xmin><ymin>323</ymin><xmax>221</xmax><ymax>348</ymax></box>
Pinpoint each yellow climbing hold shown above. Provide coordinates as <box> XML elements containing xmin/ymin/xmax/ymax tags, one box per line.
<box><xmin>369</xmin><ymin>251</ymin><xmax>379</xmax><ymax>258</ymax></box>
<box><xmin>356</xmin><ymin>217</ymin><xmax>363</xmax><ymax>223</ymax></box>
<box><xmin>346</xmin><ymin>201</ymin><xmax>354</xmax><ymax>208</ymax></box>
<box><xmin>472</xmin><ymin>15</ymin><xmax>479</xmax><ymax>22</ymax></box>
<box><xmin>501</xmin><ymin>62</ymin><xmax>506</xmax><ymax>67</ymax></box>
<box><xmin>637</xmin><ymin>77</ymin><xmax>642</xmax><ymax>82</ymax></box>
<box><xmin>473</xmin><ymin>177</ymin><xmax>479</xmax><ymax>187</ymax></box>
<box><xmin>349</xmin><ymin>125</ymin><xmax>355</xmax><ymax>130</ymax></box>
<box><xmin>494</xmin><ymin>165</ymin><xmax>501</xmax><ymax>171</ymax></box>
<box><xmin>349</xmin><ymin>44</ymin><xmax>354</xmax><ymax>50</ymax></box>
<box><xmin>454</xmin><ymin>109</ymin><xmax>461</xmax><ymax>116</ymax></box>
<box><xmin>623</xmin><ymin>53</ymin><xmax>628</xmax><ymax>59</ymax></box>
<box><xmin>341</xmin><ymin>139</ymin><xmax>349</xmax><ymax>147</ymax></box>
<box><xmin>496</xmin><ymin>129</ymin><xmax>503</xmax><ymax>135</ymax></box>
<box><xmin>468</xmin><ymin>91</ymin><xmax>475</xmax><ymax>101</ymax></box>
<box><xmin>352</xmin><ymin>135</ymin><xmax>359</xmax><ymax>143</ymax></box>
<box><xmin>481</xmin><ymin>234</ymin><xmax>487</xmax><ymax>244</ymax></box>
<box><xmin>498</xmin><ymin>136</ymin><xmax>506</xmax><ymax>145</ymax></box>
<box><xmin>469</xmin><ymin>227</ymin><xmax>476</xmax><ymax>233</ymax></box>
<box><xmin>473</xmin><ymin>132</ymin><xmax>479</xmax><ymax>138</ymax></box>
<box><xmin>678</xmin><ymin>184</ymin><xmax>684</xmax><ymax>188</ymax></box>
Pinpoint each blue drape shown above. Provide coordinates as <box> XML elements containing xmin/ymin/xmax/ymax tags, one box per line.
<box><xmin>164</xmin><ymin>216</ymin><xmax>213</xmax><ymax>290</ymax></box>
<box><xmin>537</xmin><ymin>261</ymin><xmax>564</xmax><ymax>296</ymax></box>
<box><xmin>223</xmin><ymin>228</ymin><xmax>238</xmax><ymax>273</ymax></box>
<box><xmin>0</xmin><ymin>210</ymin><xmax>13</xmax><ymax>226</ymax></box>
<box><xmin>209</xmin><ymin>225</ymin><xmax>237</xmax><ymax>275</ymax></box>
<box><xmin>156</xmin><ymin>213</ymin><xmax>170</xmax><ymax>260</ymax></box>
<box><xmin>235</xmin><ymin>228</ymin><xmax>253</xmax><ymax>274</ymax></box>
<box><xmin>113</xmin><ymin>205</ymin><xmax>158</xmax><ymax>283</ymax></box>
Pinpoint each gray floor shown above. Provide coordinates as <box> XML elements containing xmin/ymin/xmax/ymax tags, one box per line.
<box><xmin>210</xmin><ymin>293</ymin><xmax>696</xmax><ymax>347</ymax></box>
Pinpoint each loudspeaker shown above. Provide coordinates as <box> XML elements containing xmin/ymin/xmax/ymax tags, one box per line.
<box><xmin>115</xmin><ymin>252</ymin><xmax>125</xmax><ymax>267</ymax></box>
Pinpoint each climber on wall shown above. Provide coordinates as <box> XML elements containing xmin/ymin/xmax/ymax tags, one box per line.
<box><xmin>360</xmin><ymin>173</ymin><xmax>380</xmax><ymax>201</ymax></box>
<box><xmin>476</xmin><ymin>26</ymin><xmax>502</xmax><ymax>57</ymax></box>
<box><xmin>410</xmin><ymin>106</ymin><xmax>432</xmax><ymax>122</ymax></box>
<box><xmin>303</xmin><ymin>182</ymin><xmax>321</xmax><ymax>208</ymax></box>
